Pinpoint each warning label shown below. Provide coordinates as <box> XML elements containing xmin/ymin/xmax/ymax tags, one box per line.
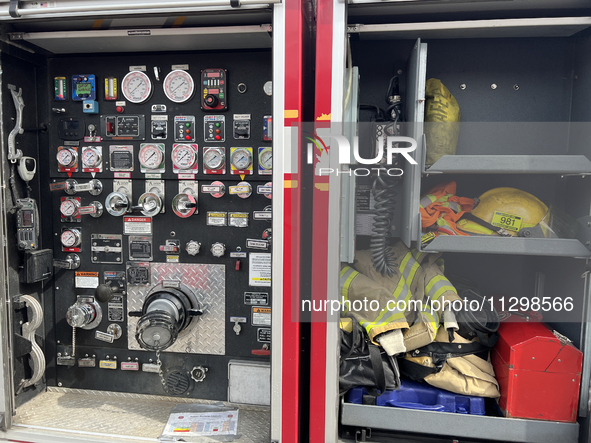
<box><xmin>75</xmin><ymin>271</ymin><xmax>99</xmax><ymax>289</ymax></box>
<box><xmin>252</xmin><ymin>307</ymin><xmax>271</xmax><ymax>326</ymax></box>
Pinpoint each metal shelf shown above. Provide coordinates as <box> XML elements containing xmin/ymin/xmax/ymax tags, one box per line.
<box><xmin>424</xmin><ymin>155</ymin><xmax>591</xmax><ymax>175</ymax></box>
<box><xmin>420</xmin><ymin>236</ymin><xmax>591</xmax><ymax>258</ymax></box>
<box><xmin>341</xmin><ymin>402</ymin><xmax>580</xmax><ymax>443</ymax></box>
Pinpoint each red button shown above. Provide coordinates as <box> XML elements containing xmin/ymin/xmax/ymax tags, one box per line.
<box><xmin>116</xmin><ymin>106</ymin><xmax>124</xmax><ymax>113</ymax></box>
<box><xmin>215</xmin><ymin>135</ymin><xmax>221</xmax><ymax>140</ymax></box>
<box><xmin>185</xmin><ymin>135</ymin><xmax>191</xmax><ymax>140</ymax></box>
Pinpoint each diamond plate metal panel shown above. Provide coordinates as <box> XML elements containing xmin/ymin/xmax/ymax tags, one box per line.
<box><xmin>14</xmin><ymin>389</ymin><xmax>270</xmax><ymax>442</ymax></box>
<box><xmin>127</xmin><ymin>263</ymin><xmax>225</xmax><ymax>355</ymax></box>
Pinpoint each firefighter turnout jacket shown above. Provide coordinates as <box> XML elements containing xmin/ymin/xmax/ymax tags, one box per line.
<box><xmin>340</xmin><ymin>242</ymin><xmax>462</xmax><ymax>352</ymax></box>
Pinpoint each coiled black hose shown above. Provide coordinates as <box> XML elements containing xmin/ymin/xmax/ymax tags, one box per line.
<box><xmin>370</xmin><ymin>174</ymin><xmax>398</xmax><ymax>277</ymax></box>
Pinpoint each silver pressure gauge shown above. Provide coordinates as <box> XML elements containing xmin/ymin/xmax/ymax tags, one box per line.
<box><xmin>258</xmin><ymin>147</ymin><xmax>273</xmax><ymax>170</ymax></box>
<box><xmin>163</xmin><ymin>70</ymin><xmax>195</xmax><ymax>103</ymax></box>
<box><xmin>57</xmin><ymin>148</ymin><xmax>78</xmax><ymax>168</ymax></box>
<box><xmin>121</xmin><ymin>71</ymin><xmax>152</xmax><ymax>104</ymax></box>
<box><xmin>231</xmin><ymin>148</ymin><xmax>253</xmax><ymax>170</ymax></box>
<box><xmin>82</xmin><ymin>147</ymin><xmax>102</xmax><ymax>169</ymax></box>
<box><xmin>61</xmin><ymin>228</ymin><xmax>81</xmax><ymax>248</ymax></box>
<box><xmin>203</xmin><ymin>148</ymin><xmax>225</xmax><ymax>170</ymax></box>
<box><xmin>171</xmin><ymin>144</ymin><xmax>197</xmax><ymax>169</ymax></box>
<box><xmin>59</xmin><ymin>199</ymin><xmax>80</xmax><ymax>217</ymax></box>
<box><xmin>139</xmin><ymin>144</ymin><xmax>164</xmax><ymax>169</ymax></box>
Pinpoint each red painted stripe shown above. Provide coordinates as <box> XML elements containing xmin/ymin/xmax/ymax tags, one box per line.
<box><xmin>282</xmin><ymin>0</ymin><xmax>304</xmax><ymax>441</ymax></box>
<box><xmin>310</xmin><ymin>0</ymin><xmax>334</xmax><ymax>440</ymax></box>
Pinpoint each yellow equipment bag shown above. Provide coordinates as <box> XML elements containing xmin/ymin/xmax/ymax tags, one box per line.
<box><xmin>399</xmin><ymin>327</ymin><xmax>500</xmax><ymax>398</ymax></box>
<box><xmin>424</xmin><ymin>78</ymin><xmax>461</xmax><ymax>165</ymax></box>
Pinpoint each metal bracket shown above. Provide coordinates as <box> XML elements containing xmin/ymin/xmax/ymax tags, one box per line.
<box><xmin>355</xmin><ymin>428</ymin><xmax>372</xmax><ymax>442</ymax></box>
<box><xmin>576</xmin><ymin>216</ymin><xmax>591</xmax><ymax>251</ymax></box>
<box><xmin>9</xmin><ymin>0</ymin><xmax>20</xmax><ymax>18</ymax></box>
<box><xmin>7</xmin><ymin>84</ymin><xmax>24</xmax><ymax>163</ymax></box>
<box><xmin>230</xmin><ymin>0</ymin><xmax>240</xmax><ymax>7</ymax></box>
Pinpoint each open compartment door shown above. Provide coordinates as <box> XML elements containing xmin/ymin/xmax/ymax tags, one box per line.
<box><xmin>401</xmin><ymin>38</ymin><xmax>426</xmax><ymax>247</ymax></box>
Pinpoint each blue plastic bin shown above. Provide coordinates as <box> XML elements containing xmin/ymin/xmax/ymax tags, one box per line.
<box><xmin>346</xmin><ymin>379</ymin><xmax>485</xmax><ymax>415</ymax></box>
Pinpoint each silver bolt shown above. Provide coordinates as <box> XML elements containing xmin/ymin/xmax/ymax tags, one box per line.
<box><xmin>514</xmin><ymin>374</ymin><xmax>518</xmax><ymax>377</ymax></box>
<box><xmin>558</xmin><ymin>359</ymin><xmax>561</xmax><ymax>362</ymax></box>
<box><xmin>397</xmin><ymin>69</ymin><xmax>402</xmax><ymax>75</ymax></box>
<box><xmin>106</xmin><ymin>355</ymin><xmax>109</xmax><ymax>359</ymax></box>
<box><xmin>532</xmin><ymin>357</ymin><xmax>535</xmax><ymax>360</ymax></box>
<box><xmin>459</xmin><ymin>84</ymin><xmax>466</xmax><ymax>90</ymax></box>
<box><xmin>92</xmin><ymin>354</ymin><xmax>96</xmax><ymax>358</ymax></box>
<box><xmin>57</xmin><ymin>340</ymin><xmax>61</xmax><ymax>344</ymax></box>
<box><xmin>149</xmin><ymin>359</ymin><xmax>153</xmax><ymax>363</ymax></box>
<box><xmin>57</xmin><ymin>352</ymin><xmax>62</xmax><ymax>357</ymax></box>
<box><xmin>85</xmin><ymin>354</ymin><xmax>88</xmax><ymax>357</ymax></box>
<box><xmin>491</xmin><ymin>84</ymin><xmax>498</xmax><ymax>90</ymax></box>
<box><xmin>58</xmin><ymin>382</ymin><xmax>62</xmax><ymax>387</ymax></box>
<box><xmin>513</xmin><ymin>84</ymin><xmax>519</xmax><ymax>90</ymax></box>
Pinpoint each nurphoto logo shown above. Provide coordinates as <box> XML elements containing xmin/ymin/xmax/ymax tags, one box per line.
<box><xmin>303</xmin><ymin>129</ymin><xmax>417</xmax><ymax>177</ymax></box>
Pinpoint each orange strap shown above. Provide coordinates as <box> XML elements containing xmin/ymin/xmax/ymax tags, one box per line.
<box><xmin>420</xmin><ymin>181</ymin><xmax>475</xmax><ymax>235</ymax></box>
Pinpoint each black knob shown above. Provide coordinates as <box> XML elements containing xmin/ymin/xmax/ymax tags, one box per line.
<box><xmin>95</xmin><ymin>284</ymin><xmax>114</xmax><ymax>303</ymax></box>
<box><xmin>204</xmin><ymin>94</ymin><xmax>218</xmax><ymax>108</ymax></box>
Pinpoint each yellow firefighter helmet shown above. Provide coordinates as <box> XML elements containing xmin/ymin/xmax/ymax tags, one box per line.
<box><xmin>457</xmin><ymin>187</ymin><xmax>577</xmax><ymax>239</ymax></box>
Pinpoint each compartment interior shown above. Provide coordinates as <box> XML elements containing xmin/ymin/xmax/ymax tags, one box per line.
<box><xmin>340</xmin><ymin>20</ymin><xmax>591</xmax><ymax>443</ymax></box>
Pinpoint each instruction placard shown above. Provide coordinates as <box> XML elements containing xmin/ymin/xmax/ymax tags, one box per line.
<box><xmin>249</xmin><ymin>253</ymin><xmax>271</xmax><ymax>287</ymax></box>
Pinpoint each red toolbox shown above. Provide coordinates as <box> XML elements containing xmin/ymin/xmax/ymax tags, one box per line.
<box><xmin>492</xmin><ymin>321</ymin><xmax>582</xmax><ymax>422</ymax></box>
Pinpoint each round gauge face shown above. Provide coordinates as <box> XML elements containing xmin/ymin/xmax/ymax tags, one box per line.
<box><xmin>82</xmin><ymin>148</ymin><xmax>101</xmax><ymax>168</ymax></box>
<box><xmin>121</xmin><ymin>71</ymin><xmax>152</xmax><ymax>104</ymax></box>
<box><xmin>139</xmin><ymin>145</ymin><xmax>164</xmax><ymax>169</ymax></box>
<box><xmin>203</xmin><ymin>148</ymin><xmax>224</xmax><ymax>170</ymax></box>
<box><xmin>259</xmin><ymin>148</ymin><xmax>273</xmax><ymax>170</ymax></box>
<box><xmin>172</xmin><ymin>144</ymin><xmax>197</xmax><ymax>169</ymax></box>
<box><xmin>57</xmin><ymin>148</ymin><xmax>77</xmax><ymax>168</ymax></box>
<box><xmin>231</xmin><ymin>148</ymin><xmax>253</xmax><ymax>170</ymax></box>
<box><xmin>61</xmin><ymin>229</ymin><xmax>81</xmax><ymax>248</ymax></box>
<box><xmin>163</xmin><ymin>70</ymin><xmax>195</xmax><ymax>103</ymax></box>
<box><xmin>60</xmin><ymin>199</ymin><xmax>79</xmax><ymax>217</ymax></box>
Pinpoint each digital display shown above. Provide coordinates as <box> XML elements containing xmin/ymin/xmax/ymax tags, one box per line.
<box><xmin>208</xmin><ymin>72</ymin><xmax>220</xmax><ymax>78</ymax></box>
<box><xmin>76</xmin><ymin>83</ymin><xmax>92</xmax><ymax>95</ymax></box>
<box><xmin>209</xmin><ymin>89</ymin><xmax>219</xmax><ymax>94</ymax></box>
<box><xmin>64</xmin><ymin>120</ymin><xmax>79</xmax><ymax>130</ymax></box>
<box><xmin>22</xmin><ymin>210</ymin><xmax>33</xmax><ymax>228</ymax></box>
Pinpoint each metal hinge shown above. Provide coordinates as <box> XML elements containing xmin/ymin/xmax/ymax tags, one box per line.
<box><xmin>347</xmin><ymin>25</ymin><xmax>360</xmax><ymax>34</ymax></box>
